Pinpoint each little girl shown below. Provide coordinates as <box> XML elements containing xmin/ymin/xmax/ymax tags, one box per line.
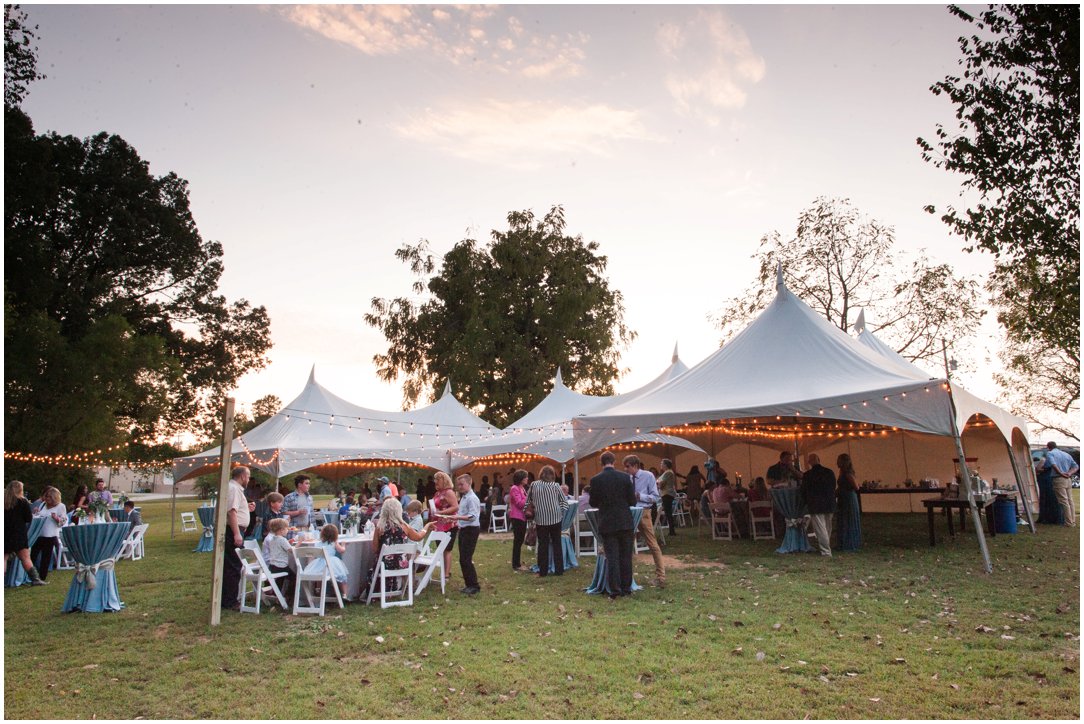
<box><xmin>314</xmin><ymin>523</ymin><xmax>350</xmax><ymax>600</ymax></box>
<box><xmin>262</xmin><ymin>518</ymin><xmax>295</xmax><ymax>600</ymax></box>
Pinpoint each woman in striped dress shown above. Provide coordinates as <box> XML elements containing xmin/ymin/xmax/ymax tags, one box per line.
<box><xmin>527</xmin><ymin>466</ymin><xmax>569</xmax><ymax>577</ymax></box>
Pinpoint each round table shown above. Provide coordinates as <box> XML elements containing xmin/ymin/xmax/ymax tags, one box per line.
<box><xmin>339</xmin><ymin>534</ymin><xmax>376</xmax><ymax>600</ymax></box>
<box><xmin>194</xmin><ymin>507</ymin><xmax>216</xmax><ymax>552</ymax></box>
<box><xmin>583</xmin><ymin>507</ymin><xmax>643</xmax><ymax>595</ymax></box>
<box><xmin>770</xmin><ymin>487</ymin><xmax>812</xmax><ymax>553</ymax></box>
<box><xmin>60</xmin><ymin>522</ymin><xmax>129</xmax><ymax>612</ymax></box>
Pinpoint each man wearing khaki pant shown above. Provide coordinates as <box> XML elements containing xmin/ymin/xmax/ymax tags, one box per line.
<box><xmin>1044</xmin><ymin>442</ymin><xmax>1079</xmax><ymax>527</ymax></box>
<box><xmin>624</xmin><ymin>455</ymin><xmax>666</xmax><ymax>588</ymax></box>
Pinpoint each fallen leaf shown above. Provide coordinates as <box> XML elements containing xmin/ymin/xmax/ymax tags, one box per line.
<box><xmin>772</xmin><ymin>623</ymin><xmax>782</xmax><ymax>630</ymax></box>
<box><xmin>82</xmin><ymin>664</ymin><xmax>99</xmax><ymax>670</ymax></box>
<box><xmin>707</xmin><ymin>614</ymin><xmax>718</xmax><ymax>621</ymax></box>
<box><xmin>1055</xmin><ymin>603</ymin><xmax>1070</xmax><ymax>614</ymax></box>
<box><xmin>1001</xmin><ymin>635</ymin><xmax>1015</xmax><ymax>640</ymax></box>
<box><xmin>360</xmin><ymin>679</ymin><xmax>371</xmax><ymax>685</ymax></box>
<box><xmin>732</xmin><ymin>620</ymin><xmax>745</xmax><ymax>627</ymax></box>
<box><xmin>755</xmin><ymin>651</ymin><xmax>766</xmax><ymax>662</ymax></box>
<box><xmin>869</xmin><ymin>698</ymin><xmax>881</xmax><ymax>702</ymax></box>
<box><xmin>950</xmin><ymin>684</ymin><xmax>959</xmax><ymax>691</ymax></box>
<box><xmin>375</xmin><ymin>636</ymin><xmax>385</xmax><ymax>643</ymax></box>
<box><xmin>633</xmin><ymin>692</ymin><xmax>644</xmax><ymax>700</ymax></box>
<box><xmin>891</xmin><ymin>658</ymin><xmax>906</xmax><ymax>664</ymax></box>
<box><xmin>976</xmin><ymin>625</ymin><xmax>995</xmax><ymax>633</ymax></box>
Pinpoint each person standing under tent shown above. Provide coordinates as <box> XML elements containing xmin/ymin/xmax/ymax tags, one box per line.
<box><xmin>767</xmin><ymin>451</ymin><xmax>802</xmax><ymax>488</ymax></box>
<box><xmin>528</xmin><ymin>465</ymin><xmax>568</xmax><ymax>578</ymax></box>
<box><xmin>589</xmin><ymin>452</ymin><xmax>636</xmax><ymax>599</ymax></box>
<box><xmin>283</xmin><ymin>475</ymin><xmax>313</xmax><ymax>529</ymax></box>
<box><xmin>624</xmin><ymin>454</ymin><xmax>666</xmax><ymax>588</ymax></box>
<box><xmin>1043</xmin><ymin>441</ymin><xmax>1079</xmax><ymax>527</ymax></box>
<box><xmin>800</xmin><ymin>454</ymin><xmax>837</xmax><ymax>557</ymax></box>
<box><xmin>222</xmin><ymin>466</ymin><xmax>251</xmax><ymax>610</ymax></box>
<box><xmin>835</xmin><ymin>454</ymin><xmax>862</xmax><ymax>551</ymax></box>
<box><xmin>508</xmin><ymin>470</ymin><xmax>530</xmax><ymax>572</ymax></box>
<box><xmin>452</xmin><ymin>474</ymin><xmax>481</xmax><ymax>595</ymax></box>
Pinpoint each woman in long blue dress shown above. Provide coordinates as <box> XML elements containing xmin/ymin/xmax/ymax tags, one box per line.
<box><xmin>836</xmin><ymin>454</ymin><xmax>862</xmax><ymax>551</ymax></box>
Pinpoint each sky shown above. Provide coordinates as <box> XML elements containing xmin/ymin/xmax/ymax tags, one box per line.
<box><xmin>19</xmin><ymin>2</ymin><xmax>1032</xmax><ymax>431</ymax></box>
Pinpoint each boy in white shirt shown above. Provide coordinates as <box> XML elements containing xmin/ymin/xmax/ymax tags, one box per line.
<box><xmin>262</xmin><ymin>518</ymin><xmax>295</xmax><ymax>601</ymax></box>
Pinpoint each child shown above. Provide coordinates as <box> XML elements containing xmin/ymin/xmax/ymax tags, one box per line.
<box><xmin>315</xmin><ymin>523</ymin><xmax>350</xmax><ymax>600</ymax></box>
<box><xmin>262</xmin><ymin>518</ymin><xmax>295</xmax><ymax>602</ymax></box>
<box><xmin>405</xmin><ymin>500</ymin><xmax>425</xmax><ymax>532</ymax></box>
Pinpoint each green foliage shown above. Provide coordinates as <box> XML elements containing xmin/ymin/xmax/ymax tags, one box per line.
<box><xmin>919</xmin><ymin>5</ymin><xmax>1079</xmax><ymax>435</ymax></box>
<box><xmin>4</xmin><ymin>105</ymin><xmax>272</xmax><ymax>457</ymax></box>
<box><xmin>365</xmin><ymin>206</ymin><xmax>634</xmax><ymax>427</ymax></box>
<box><xmin>3</xmin><ymin>5</ymin><xmax>43</xmax><ymax>108</ymax></box>
<box><xmin>716</xmin><ymin>197</ymin><xmax>984</xmax><ymax>363</ymax></box>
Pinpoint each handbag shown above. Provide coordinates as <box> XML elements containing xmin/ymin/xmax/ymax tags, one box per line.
<box><xmin>525</xmin><ymin>523</ymin><xmax>537</xmax><ymax>546</ymax></box>
<box><xmin>524</xmin><ymin>501</ymin><xmax>535</xmax><ymax>520</ymax></box>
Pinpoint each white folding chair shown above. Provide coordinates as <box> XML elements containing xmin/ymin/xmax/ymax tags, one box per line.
<box><xmin>413</xmin><ymin>531</ymin><xmax>450</xmax><ymax>596</ymax></box>
<box><xmin>750</xmin><ymin>501</ymin><xmax>777</xmax><ymax>540</ymax></box>
<box><xmin>673</xmin><ymin>494</ymin><xmax>691</xmax><ymax>528</ymax></box>
<box><xmin>697</xmin><ymin>494</ymin><xmax>715</xmax><ymax>537</ymax></box>
<box><xmin>54</xmin><ymin>530</ymin><xmax>75</xmax><ymax>570</ymax></box>
<box><xmin>489</xmin><ymin>505</ymin><xmax>508</xmax><ymax>533</ymax></box>
<box><xmin>237</xmin><ymin>546</ymin><xmax>289</xmax><ymax>614</ymax></box>
<box><xmin>654</xmin><ymin>509</ymin><xmax>668</xmax><ymax>547</ymax></box>
<box><xmin>711</xmin><ymin>504</ymin><xmax>735</xmax><ymax>541</ymax></box>
<box><xmin>180</xmin><ymin>511</ymin><xmax>198</xmax><ymax>533</ymax></box>
<box><xmin>117</xmin><ymin>524</ymin><xmax>150</xmax><ymax>561</ymax></box>
<box><xmin>292</xmin><ymin>546</ymin><xmax>344</xmax><ymax>616</ymax></box>
<box><xmin>576</xmin><ymin>513</ymin><xmax>597</xmax><ymax>556</ymax></box>
<box><xmin>365</xmin><ymin>543</ymin><xmax>416</xmax><ymax>609</ymax></box>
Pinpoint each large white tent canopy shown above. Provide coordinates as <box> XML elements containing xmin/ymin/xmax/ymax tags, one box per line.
<box><xmin>448</xmin><ymin>348</ymin><xmax>706</xmax><ymax>469</ymax></box>
<box><xmin>172</xmin><ymin>368</ymin><xmax>500</xmax><ymax>481</ymax></box>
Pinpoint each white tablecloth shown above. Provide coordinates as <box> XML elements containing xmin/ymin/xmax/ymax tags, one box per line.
<box><xmin>340</xmin><ymin>534</ymin><xmax>374</xmax><ymax>600</ymax></box>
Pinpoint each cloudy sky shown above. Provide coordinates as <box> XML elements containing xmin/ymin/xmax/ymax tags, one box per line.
<box><xmin>21</xmin><ymin>3</ymin><xmax>1007</xmax><ymax>420</ymax></box>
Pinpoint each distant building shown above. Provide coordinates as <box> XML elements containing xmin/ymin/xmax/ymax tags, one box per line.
<box><xmin>93</xmin><ymin>465</ymin><xmax>197</xmax><ymax>495</ymax></box>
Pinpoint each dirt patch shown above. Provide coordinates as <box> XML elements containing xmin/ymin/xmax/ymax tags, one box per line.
<box><xmin>641</xmin><ymin>553</ymin><xmax>727</xmax><ymax>570</ymax></box>
<box><xmin>153</xmin><ymin>622</ymin><xmax>175</xmax><ymax>639</ymax></box>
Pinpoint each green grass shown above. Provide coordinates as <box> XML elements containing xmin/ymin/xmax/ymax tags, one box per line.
<box><xmin>4</xmin><ymin>495</ymin><xmax>1079</xmax><ymax>719</ymax></box>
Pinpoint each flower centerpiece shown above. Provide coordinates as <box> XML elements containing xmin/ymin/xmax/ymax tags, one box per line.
<box><xmin>340</xmin><ymin>505</ymin><xmax>362</xmax><ymax>535</ymax></box>
<box><xmin>87</xmin><ymin>490</ymin><xmax>112</xmax><ymax>522</ymax></box>
<box><xmin>115</xmin><ymin>492</ymin><xmax>129</xmax><ymax>507</ymax></box>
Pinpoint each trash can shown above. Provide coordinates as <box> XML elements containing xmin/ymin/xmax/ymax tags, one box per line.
<box><xmin>993</xmin><ymin>497</ymin><xmax>1018</xmax><ymax>534</ymax></box>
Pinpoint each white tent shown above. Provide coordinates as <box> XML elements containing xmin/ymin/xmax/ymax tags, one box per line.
<box><xmin>448</xmin><ymin>348</ymin><xmax>705</xmax><ymax>470</ymax></box>
<box><xmin>573</xmin><ymin>274</ymin><xmax>1033</xmax><ymax>504</ymax></box>
<box><xmin>172</xmin><ymin>368</ymin><xmax>500</xmax><ymax>481</ymax></box>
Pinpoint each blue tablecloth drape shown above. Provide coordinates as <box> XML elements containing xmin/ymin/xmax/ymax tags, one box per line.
<box><xmin>771</xmin><ymin>487</ymin><xmax>812</xmax><ymax>553</ymax></box>
<box><xmin>530</xmin><ymin>502</ymin><xmax>580</xmax><ymax>574</ymax></box>
<box><xmin>5</xmin><ymin>518</ymin><xmax>45</xmax><ymax>587</ymax></box>
<box><xmin>194</xmin><ymin>507</ymin><xmax>216</xmax><ymax>552</ymax></box>
<box><xmin>60</xmin><ymin>522</ymin><xmax>128</xmax><ymax>612</ymax></box>
<box><xmin>583</xmin><ymin>507</ymin><xmax>643</xmax><ymax>595</ymax></box>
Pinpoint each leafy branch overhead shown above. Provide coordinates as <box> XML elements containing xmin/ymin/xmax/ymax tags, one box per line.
<box><xmin>918</xmin><ymin>4</ymin><xmax>1079</xmax><ymax>438</ymax></box>
<box><xmin>714</xmin><ymin>197</ymin><xmax>984</xmax><ymax>364</ymax></box>
<box><xmin>365</xmin><ymin>206</ymin><xmax>634</xmax><ymax>428</ymax></box>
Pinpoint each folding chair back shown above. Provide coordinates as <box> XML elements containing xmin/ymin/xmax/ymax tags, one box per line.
<box><xmin>489</xmin><ymin>505</ymin><xmax>508</xmax><ymax>533</ymax></box>
<box><xmin>576</xmin><ymin>512</ymin><xmax>597</xmax><ymax>556</ymax></box>
<box><xmin>181</xmin><ymin>511</ymin><xmax>198</xmax><ymax>533</ymax></box>
<box><xmin>413</xmin><ymin>531</ymin><xmax>450</xmax><ymax>596</ymax></box>
<box><xmin>292</xmin><ymin>546</ymin><xmax>344</xmax><ymax>616</ymax></box>
<box><xmin>366</xmin><ymin>543</ymin><xmax>416</xmax><ymax>608</ymax></box>
<box><xmin>750</xmin><ymin>501</ymin><xmax>776</xmax><ymax>540</ymax></box>
<box><xmin>237</xmin><ymin>546</ymin><xmax>289</xmax><ymax>613</ymax></box>
<box><xmin>711</xmin><ymin>503</ymin><xmax>735</xmax><ymax>541</ymax></box>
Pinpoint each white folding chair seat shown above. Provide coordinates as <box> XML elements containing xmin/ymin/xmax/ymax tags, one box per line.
<box><xmin>413</xmin><ymin>531</ymin><xmax>450</xmax><ymax>596</ymax></box>
<box><xmin>365</xmin><ymin>543</ymin><xmax>416</xmax><ymax>609</ymax></box>
<box><xmin>55</xmin><ymin>531</ymin><xmax>75</xmax><ymax>570</ymax></box>
<box><xmin>180</xmin><ymin>511</ymin><xmax>198</xmax><ymax>533</ymax></box>
<box><xmin>711</xmin><ymin>504</ymin><xmax>735</xmax><ymax>541</ymax></box>
<box><xmin>697</xmin><ymin>494</ymin><xmax>715</xmax><ymax>537</ymax></box>
<box><xmin>750</xmin><ymin>501</ymin><xmax>776</xmax><ymax>540</ymax></box>
<box><xmin>292</xmin><ymin>546</ymin><xmax>344</xmax><ymax>616</ymax></box>
<box><xmin>489</xmin><ymin>505</ymin><xmax>508</xmax><ymax>533</ymax></box>
<box><xmin>117</xmin><ymin>524</ymin><xmax>150</xmax><ymax>561</ymax></box>
<box><xmin>237</xmin><ymin>546</ymin><xmax>289</xmax><ymax>613</ymax></box>
<box><xmin>673</xmin><ymin>494</ymin><xmax>691</xmax><ymax>527</ymax></box>
<box><xmin>654</xmin><ymin>509</ymin><xmax>668</xmax><ymax>547</ymax></box>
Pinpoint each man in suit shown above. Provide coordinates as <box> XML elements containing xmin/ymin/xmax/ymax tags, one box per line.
<box><xmin>123</xmin><ymin>500</ymin><xmax>143</xmax><ymax>532</ymax></box>
<box><xmin>589</xmin><ymin>451</ymin><xmax>637</xmax><ymax>599</ymax></box>
<box><xmin>800</xmin><ymin>453</ymin><xmax>837</xmax><ymax>556</ymax></box>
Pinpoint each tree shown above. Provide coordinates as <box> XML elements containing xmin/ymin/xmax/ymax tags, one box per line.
<box><xmin>365</xmin><ymin>206</ymin><xmax>634</xmax><ymax>428</ymax></box>
<box><xmin>4</xmin><ymin>5</ymin><xmax>43</xmax><ymax>108</ymax></box>
<box><xmin>918</xmin><ymin>5</ymin><xmax>1079</xmax><ymax>437</ymax></box>
<box><xmin>715</xmin><ymin>197</ymin><xmax>985</xmax><ymax>363</ymax></box>
<box><xmin>4</xmin><ymin>12</ymin><xmax>273</xmax><ymax>476</ymax></box>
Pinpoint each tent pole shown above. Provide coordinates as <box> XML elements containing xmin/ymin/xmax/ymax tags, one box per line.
<box><xmin>900</xmin><ymin>432</ymin><xmax>911</xmax><ymax>482</ymax></box>
<box><xmin>574</xmin><ymin>458</ymin><xmax>580</xmax><ymax>497</ymax></box>
<box><xmin>209</xmin><ymin>397</ymin><xmax>237</xmax><ymax>626</ymax></box>
<box><xmin>1004</xmin><ymin>440</ymin><xmax>1035</xmax><ymax>533</ymax></box>
<box><xmin>170</xmin><ymin>471</ymin><xmax>178</xmax><ymax>540</ymax></box>
<box><xmin>943</xmin><ymin>343</ymin><xmax>992</xmax><ymax>573</ymax></box>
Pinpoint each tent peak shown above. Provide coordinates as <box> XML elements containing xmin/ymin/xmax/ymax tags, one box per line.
<box><xmin>554</xmin><ymin>367</ymin><xmax>564</xmax><ymax>388</ymax></box>
<box><xmin>307</xmin><ymin>364</ymin><xmax>317</xmax><ymax>384</ymax></box>
<box><xmin>854</xmin><ymin>309</ymin><xmax>867</xmax><ymax>334</ymax></box>
<box><xmin>672</xmin><ymin>341</ymin><xmax>679</xmax><ymax>363</ymax></box>
<box><xmin>775</xmin><ymin>262</ymin><xmax>785</xmax><ymax>290</ymax></box>
<box><xmin>441</xmin><ymin>379</ymin><xmax>452</xmax><ymax>397</ymax></box>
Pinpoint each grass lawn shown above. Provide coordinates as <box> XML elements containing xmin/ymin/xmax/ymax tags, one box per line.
<box><xmin>4</xmin><ymin>495</ymin><xmax>1079</xmax><ymax>719</ymax></box>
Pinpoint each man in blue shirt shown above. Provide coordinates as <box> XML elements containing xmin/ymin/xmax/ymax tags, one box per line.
<box><xmin>453</xmin><ymin>474</ymin><xmax>481</xmax><ymax>595</ymax></box>
<box><xmin>624</xmin><ymin>454</ymin><xmax>666</xmax><ymax>588</ymax></box>
<box><xmin>1044</xmin><ymin>442</ymin><xmax>1079</xmax><ymax>527</ymax></box>
<box><xmin>377</xmin><ymin>476</ymin><xmax>394</xmax><ymax>502</ymax></box>
<box><xmin>283</xmin><ymin>475</ymin><xmax>313</xmax><ymax>529</ymax></box>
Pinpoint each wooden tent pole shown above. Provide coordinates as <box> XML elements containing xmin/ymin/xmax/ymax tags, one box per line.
<box><xmin>209</xmin><ymin>397</ymin><xmax>236</xmax><ymax>626</ymax></box>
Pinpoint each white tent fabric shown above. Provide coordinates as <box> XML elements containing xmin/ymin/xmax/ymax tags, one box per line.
<box><xmin>852</xmin><ymin>309</ymin><xmax>1030</xmax><ymax>445</ymax></box>
<box><xmin>574</xmin><ymin>277</ymin><xmax>961</xmax><ymax>457</ymax></box>
<box><xmin>172</xmin><ymin>369</ymin><xmax>500</xmax><ymax>480</ymax></box>
<box><xmin>448</xmin><ymin>349</ymin><xmax>704</xmax><ymax>468</ymax></box>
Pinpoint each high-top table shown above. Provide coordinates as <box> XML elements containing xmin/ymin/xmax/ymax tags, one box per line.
<box><xmin>5</xmin><ymin>517</ymin><xmax>45</xmax><ymax>588</ymax></box>
<box><xmin>583</xmin><ymin>507</ymin><xmax>643</xmax><ymax>595</ymax></box>
<box><xmin>60</xmin><ymin>522</ymin><xmax>128</xmax><ymax>612</ymax></box>
<box><xmin>530</xmin><ymin>502</ymin><xmax>580</xmax><ymax>574</ymax></box>
<box><xmin>770</xmin><ymin>487</ymin><xmax>812</xmax><ymax>554</ymax></box>
<box><xmin>194</xmin><ymin>507</ymin><xmax>216</xmax><ymax>552</ymax></box>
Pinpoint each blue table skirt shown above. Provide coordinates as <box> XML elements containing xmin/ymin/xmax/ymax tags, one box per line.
<box><xmin>194</xmin><ymin>507</ymin><xmax>216</xmax><ymax>552</ymax></box>
<box><xmin>60</xmin><ymin>522</ymin><xmax>129</xmax><ymax>612</ymax></box>
<box><xmin>530</xmin><ymin>503</ymin><xmax>580</xmax><ymax>573</ymax></box>
<box><xmin>5</xmin><ymin>517</ymin><xmax>45</xmax><ymax>588</ymax></box>
<box><xmin>771</xmin><ymin>487</ymin><xmax>812</xmax><ymax>554</ymax></box>
<box><xmin>584</xmin><ymin>507</ymin><xmax>643</xmax><ymax>595</ymax></box>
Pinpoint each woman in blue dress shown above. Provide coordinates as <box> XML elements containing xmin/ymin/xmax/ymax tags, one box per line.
<box><xmin>836</xmin><ymin>454</ymin><xmax>862</xmax><ymax>551</ymax></box>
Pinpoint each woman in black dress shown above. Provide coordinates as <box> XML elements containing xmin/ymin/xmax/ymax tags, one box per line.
<box><xmin>70</xmin><ymin>484</ymin><xmax>89</xmax><ymax>524</ymax></box>
<box><xmin>5</xmin><ymin>481</ymin><xmax>45</xmax><ymax>585</ymax></box>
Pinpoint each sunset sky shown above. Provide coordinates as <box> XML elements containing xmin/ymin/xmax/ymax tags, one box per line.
<box><xmin>21</xmin><ymin>3</ymin><xmax>1012</xmax><ymax>423</ymax></box>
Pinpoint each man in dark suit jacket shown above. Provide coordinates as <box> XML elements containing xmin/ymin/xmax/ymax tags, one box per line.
<box><xmin>800</xmin><ymin>453</ymin><xmax>837</xmax><ymax>556</ymax></box>
<box><xmin>589</xmin><ymin>451</ymin><xmax>637</xmax><ymax>598</ymax></box>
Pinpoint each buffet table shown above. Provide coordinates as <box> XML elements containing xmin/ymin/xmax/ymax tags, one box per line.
<box><xmin>922</xmin><ymin>498</ymin><xmax>997</xmax><ymax>546</ymax></box>
<box><xmin>858</xmin><ymin>487</ymin><xmax>942</xmax><ymax>513</ymax></box>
